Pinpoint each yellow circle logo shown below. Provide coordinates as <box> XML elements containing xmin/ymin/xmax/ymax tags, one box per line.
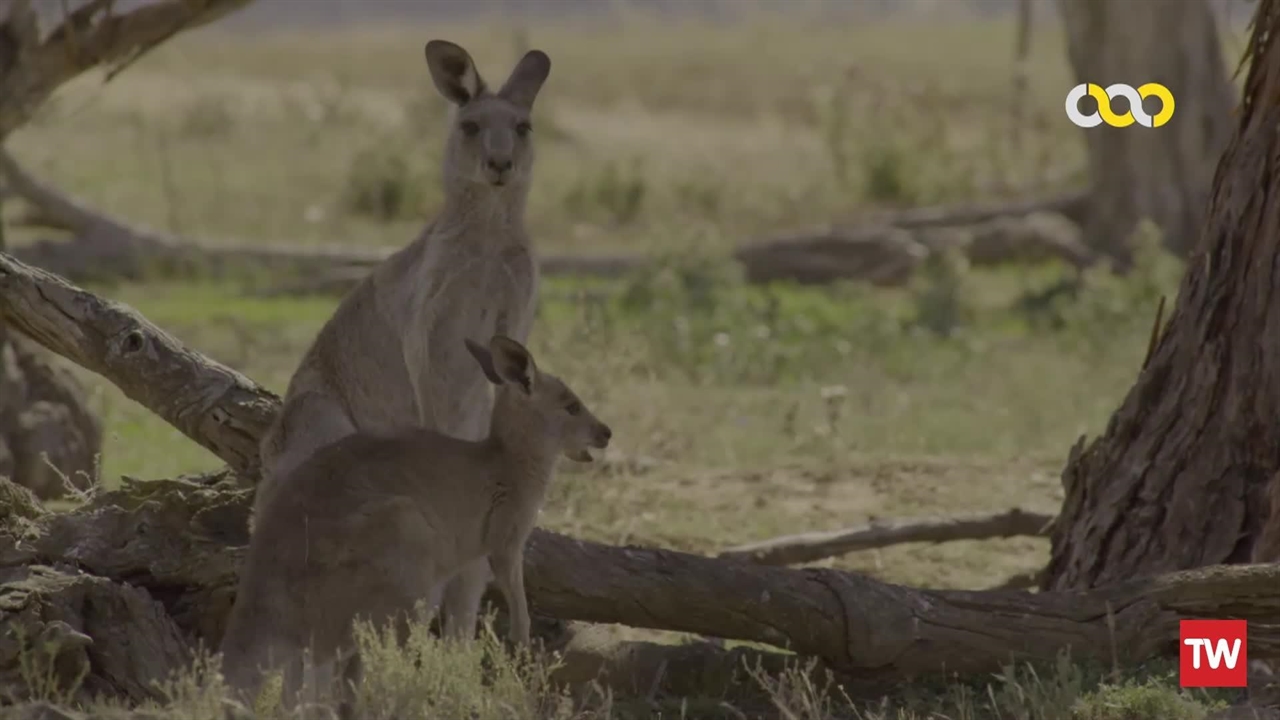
<box><xmin>1065</xmin><ymin>83</ymin><xmax>1175</xmax><ymax>128</ymax></box>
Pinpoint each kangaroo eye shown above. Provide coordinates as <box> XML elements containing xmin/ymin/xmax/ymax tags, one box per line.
<box><xmin>515</xmin><ymin>121</ymin><xmax>532</xmax><ymax>137</ymax></box>
<box><xmin>565</xmin><ymin>400</ymin><xmax>582</xmax><ymax>416</ymax></box>
<box><xmin>459</xmin><ymin>120</ymin><xmax>480</xmax><ymax>137</ymax></box>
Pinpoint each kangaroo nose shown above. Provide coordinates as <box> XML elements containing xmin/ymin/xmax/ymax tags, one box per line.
<box><xmin>597</xmin><ymin>425</ymin><xmax>613</xmax><ymax>443</ymax></box>
<box><xmin>487</xmin><ymin>158</ymin><xmax>513</xmax><ymax>173</ymax></box>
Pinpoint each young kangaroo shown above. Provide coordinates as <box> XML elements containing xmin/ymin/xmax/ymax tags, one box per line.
<box><xmin>255</xmin><ymin>40</ymin><xmax>552</xmax><ymax>641</ymax></box>
<box><xmin>222</xmin><ymin>335</ymin><xmax>611</xmax><ymax>713</ymax></box>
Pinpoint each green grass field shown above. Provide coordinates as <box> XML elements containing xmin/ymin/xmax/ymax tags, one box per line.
<box><xmin>1</xmin><ymin>7</ymin><xmax>1250</xmax><ymax>719</ymax></box>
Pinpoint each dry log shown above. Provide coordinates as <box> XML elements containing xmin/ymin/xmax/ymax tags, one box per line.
<box><xmin>717</xmin><ymin>507</ymin><xmax>1055</xmax><ymax>566</ymax></box>
<box><xmin>0</xmin><ymin>145</ymin><xmax>1093</xmax><ymax>289</ymax></box>
<box><xmin>4</xmin><ymin>258</ymin><xmax>1280</xmax><ymax>690</ymax></box>
<box><xmin>12</xmin><ymin>468</ymin><xmax>1280</xmax><ymax>689</ymax></box>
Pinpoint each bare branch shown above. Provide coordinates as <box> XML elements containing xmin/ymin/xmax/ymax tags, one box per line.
<box><xmin>717</xmin><ymin>508</ymin><xmax>1056</xmax><ymax>566</ymax></box>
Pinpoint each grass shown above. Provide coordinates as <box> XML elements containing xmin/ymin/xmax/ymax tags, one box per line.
<box><xmin>0</xmin><ymin>5</ymin><xmax>1252</xmax><ymax>718</ymax></box>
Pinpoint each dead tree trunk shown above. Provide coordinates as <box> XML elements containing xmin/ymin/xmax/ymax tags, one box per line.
<box><xmin>1043</xmin><ymin>0</ymin><xmax>1280</xmax><ymax>591</ymax></box>
<box><xmin>1057</xmin><ymin>0</ymin><xmax>1235</xmax><ymax>265</ymax></box>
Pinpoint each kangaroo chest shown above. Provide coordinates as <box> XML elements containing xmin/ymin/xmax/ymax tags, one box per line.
<box><xmin>398</xmin><ymin>239</ymin><xmax>540</xmax><ymax>439</ymax></box>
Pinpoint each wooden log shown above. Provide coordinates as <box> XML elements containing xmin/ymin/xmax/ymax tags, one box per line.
<box><xmin>16</xmin><ymin>471</ymin><xmax>1280</xmax><ymax>685</ymax></box>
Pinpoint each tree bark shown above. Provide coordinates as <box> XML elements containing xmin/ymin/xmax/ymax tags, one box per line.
<box><xmin>1043</xmin><ymin>0</ymin><xmax>1280</xmax><ymax>591</ymax></box>
<box><xmin>1057</xmin><ymin>0</ymin><xmax>1235</xmax><ymax>264</ymax></box>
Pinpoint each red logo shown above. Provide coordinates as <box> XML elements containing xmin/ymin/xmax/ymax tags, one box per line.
<box><xmin>1180</xmin><ymin>619</ymin><xmax>1247</xmax><ymax>688</ymax></box>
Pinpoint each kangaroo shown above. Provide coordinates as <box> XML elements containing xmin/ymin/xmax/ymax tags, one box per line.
<box><xmin>222</xmin><ymin>335</ymin><xmax>612</xmax><ymax>714</ymax></box>
<box><xmin>255</xmin><ymin>40</ymin><xmax>552</xmax><ymax>642</ymax></box>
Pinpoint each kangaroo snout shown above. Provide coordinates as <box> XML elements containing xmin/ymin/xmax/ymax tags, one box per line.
<box><xmin>485</xmin><ymin>157</ymin><xmax>514</xmax><ymax>185</ymax></box>
<box><xmin>592</xmin><ymin>423</ymin><xmax>612</xmax><ymax>448</ymax></box>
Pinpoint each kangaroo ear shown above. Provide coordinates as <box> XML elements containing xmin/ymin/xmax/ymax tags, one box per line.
<box><xmin>464</xmin><ymin>338</ymin><xmax>504</xmax><ymax>386</ymax></box>
<box><xmin>487</xmin><ymin>335</ymin><xmax>536</xmax><ymax>395</ymax></box>
<box><xmin>497</xmin><ymin>50</ymin><xmax>550</xmax><ymax>109</ymax></box>
<box><xmin>424</xmin><ymin>40</ymin><xmax>486</xmax><ymax>106</ymax></box>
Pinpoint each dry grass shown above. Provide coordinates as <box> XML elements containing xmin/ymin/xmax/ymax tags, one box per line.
<box><xmin>1</xmin><ymin>6</ymin><xmax>1252</xmax><ymax>718</ymax></box>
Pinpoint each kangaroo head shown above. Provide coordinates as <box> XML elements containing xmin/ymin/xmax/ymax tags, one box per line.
<box><xmin>424</xmin><ymin>39</ymin><xmax>551</xmax><ymax>192</ymax></box>
<box><xmin>464</xmin><ymin>335</ymin><xmax>611</xmax><ymax>463</ymax></box>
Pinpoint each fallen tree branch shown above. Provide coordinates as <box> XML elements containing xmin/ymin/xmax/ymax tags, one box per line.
<box><xmin>0</xmin><ymin>252</ymin><xmax>274</xmax><ymax>473</ymax></box>
<box><xmin>717</xmin><ymin>508</ymin><xmax>1056</xmax><ymax>566</ymax></box>
<box><xmin>5</xmin><ymin>257</ymin><xmax>1280</xmax><ymax>687</ymax></box>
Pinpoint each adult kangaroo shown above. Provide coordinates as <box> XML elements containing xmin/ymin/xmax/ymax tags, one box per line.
<box><xmin>256</xmin><ymin>39</ymin><xmax>552</xmax><ymax>642</ymax></box>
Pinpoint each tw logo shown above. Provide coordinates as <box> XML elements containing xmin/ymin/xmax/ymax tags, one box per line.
<box><xmin>1180</xmin><ymin>619</ymin><xmax>1247</xmax><ymax>688</ymax></box>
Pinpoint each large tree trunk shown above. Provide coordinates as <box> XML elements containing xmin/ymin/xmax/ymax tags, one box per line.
<box><xmin>1057</xmin><ymin>0</ymin><xmax>1235</xmax><ymax>264</ymax></box>
<box><xmin>1043</xmin><ymin>0</ymin><xmax>1280</xmax><ymax>591</ymax></box>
